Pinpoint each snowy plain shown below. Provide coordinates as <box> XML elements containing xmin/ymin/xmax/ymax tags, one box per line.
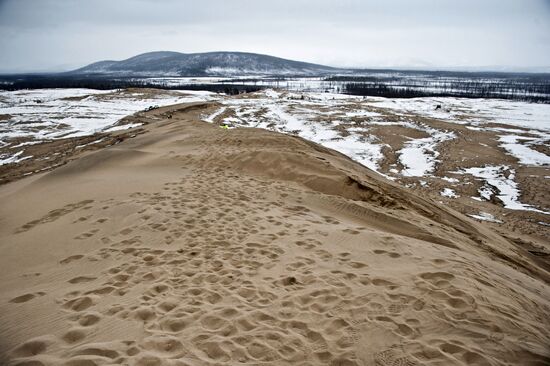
<box><xmin>1</xmin><ymin>87</ymin><xmax>549</xmax><ymax>216</ymax></box>
<box><xmin>0</xmin><ymin>88</ymin><xmax>214</xmax><ymax>141</ymax></box>
<box><xmin>203</xmin><ymin>89</ymin><xmax>550</xmax><ymax>214</ymax></box>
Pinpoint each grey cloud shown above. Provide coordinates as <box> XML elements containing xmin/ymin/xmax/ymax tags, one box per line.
<box><xmin>0</xmin><ymin>0</ymin><xmax>549</xmax><ymax>72</ymax></box>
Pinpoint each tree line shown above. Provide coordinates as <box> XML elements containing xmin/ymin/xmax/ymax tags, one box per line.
<box><xmin>0</xmin><ymin>75</ymin><xmax>262</xmax><ymax>95</ymax></box>
<box><xmin>342</xmin><ymin>81</ymin><xmax>550</xmax><ymax>103</ymax></box>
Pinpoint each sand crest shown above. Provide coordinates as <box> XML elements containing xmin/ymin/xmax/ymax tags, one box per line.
<box><xmin>0</xmin><ymin>102</ymin><xmax>548</xmax><ymax>365</ymax></box>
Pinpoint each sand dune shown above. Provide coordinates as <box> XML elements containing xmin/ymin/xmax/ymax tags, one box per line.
<box><xmin>0</xmin><ymin>102</ymin><xmax>549</xmax><ymax>365</ymax></box>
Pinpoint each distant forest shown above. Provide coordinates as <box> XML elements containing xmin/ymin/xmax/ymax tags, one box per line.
<box><xmin>1</xmin><ymin>71</ymin><xmax>549</xmax><ymax>102</ymax></box>
<box><xmin>0</xmin><ymin>75</ymin><xmax>262</xmax><ymax>95</ymax></box>
<box><xmin>341</xmin><ymin>82</ymin><xmax>550</xmax><ymax>102</ymax></box>
<box><xmin>327</xmin><ymin>73</ymin><xmax>550</xmax><ymax>103</ymax></box>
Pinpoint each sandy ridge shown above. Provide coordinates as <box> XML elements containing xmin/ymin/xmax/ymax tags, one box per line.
<box><xmin>0</xmin><ymin>102</ymin><xmax>548</xmax><ymax>365</ymax></box>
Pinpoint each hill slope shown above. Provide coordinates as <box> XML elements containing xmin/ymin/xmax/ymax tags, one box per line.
<box><xmin>70</xmin><ymin>51</ymin><xmax>339</xmax><ymax>76</ymax></box>
<box><xmin>0</xmin><ymin>101</ymin><xmax>548</xmax><ymax>365</ymax></box>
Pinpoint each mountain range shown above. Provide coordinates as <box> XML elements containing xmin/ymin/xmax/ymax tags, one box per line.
<box><xmin>70</xmin><ymin>51</ymin><xmax>341</xmax><ymax>77</ymax></box>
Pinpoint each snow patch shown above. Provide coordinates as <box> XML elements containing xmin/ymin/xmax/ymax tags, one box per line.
<box><xmin>440</xmin><ymin>188</ymin><xmax>458</xmax><ymax>198</ymax></box>
<box><xmin>468</xmin><ymin>212</ymin><xmax>503</xmax><ymax>223</ymax></box>
<box><xmin>457</xmin><ymin>165</ymin><xmax>549</xmax><ymax>214</ymax></box>
<box><xmin>399</xmin><ymin>127</ymin><xmax>455</xmax><ymax>177</ymax></box>
<box><xmin>0</xmin><ymin>150</ymin><xmax>31</xmax><ymax>165</ymax></box>
<box><xmin>202</xmin><ymin>107</ymin><xmax>227</xmax><ymax>123</ymax></box>
<box><xmin>498</xmin><ymin>134</ymin><xmax>550</xmax><ymax>166</ymax></box>
<box><xmin>441</xmin><ymin>176</ymin><xmax>460</xmax><ymax>183</ymax></box>
<box><xmin>104</xmin><ymin>123</ymin><xmax>143</xmax><ymax>132</ymax></box>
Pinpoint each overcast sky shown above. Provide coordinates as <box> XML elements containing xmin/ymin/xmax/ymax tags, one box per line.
<box><xmin>0</xmin><ymin>0</ymin><xmax>549</xmax><ymax>73</ymax></box>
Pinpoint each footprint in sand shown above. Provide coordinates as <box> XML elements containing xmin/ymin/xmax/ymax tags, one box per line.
<box><xmin>62</xmin><ymin>328</ymin><xmax>87</xmax><ymax>344</ymax></box>
<box><xmin>15</xmin><ymin>200</ymin><xmax>95</xmax><ymax>233</ymax></box>
<box><xmin>60</xmin><ymin>254</ymin><xmax>84</xmax><ymax>264</ymax></box>
<box><xmin>63</xmin><ymin>296</ymin><xmax>96</xmax><ymax>312</ymax></box>
<box><xmin>9</xmin><ymin>293</ymin><xmax>36</xmax><ymax>303</ymax></box>
<box><xmin>354</xmin><ymin>324</ymin><xmax>417</xmax><ymax>366</ymax></box>
<box><xmin>9</xmin><ymin>291</ymin><xmax>46</xmax><ymax>304</ymax></box>
<box><xmin>74</xmin><ymin>229</ymin><xmax>99</xmax><ymax>240</ymax></box>
<box><xmin>68</xmin><ymin>276</ymin><xmax>97</xmax><ymax>284</ymax></box>
<box><xmin>76</xmin><ymin>312</ymin><xmax>102</xmax><ymax>326</ymax></box>
<box><xmin>9</xmin><ymin>335</ymin><xmax>58</xmax><ymax>359</ymax></box>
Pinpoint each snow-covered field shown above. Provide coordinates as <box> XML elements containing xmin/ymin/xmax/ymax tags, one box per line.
<box><xmin>0</xmin><ymin>89</ymin><xmax>215</xmax><ymax>167</ymax></box>
<box><xmin>369</xmin><ymin>97</ymin><xmax>550</xmax><ymax>168</ymax></box>
<box><xmin>456</xmin><ymin>165</ymin><xmax>546</xmax><ymax>213</ymax></box>
<box><xmin>0</xmin><ymin>88</ymin><xmax>214</xmax><ymax>142</ymax></box>
<box><xmin>203</xmin><ymin>90</ymin><xmax>550</xmax><ymax>216</ymax></box>
<box><xmin>1</xmin><ymin>87</ymin><xmax>549</xmax><ymax>219</ymax></box>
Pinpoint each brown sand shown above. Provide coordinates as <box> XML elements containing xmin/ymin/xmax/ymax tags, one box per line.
<box><xmin>0</xmin><ymin>102</ymin><xmax>549</xmax><ymax>365</ymax></box>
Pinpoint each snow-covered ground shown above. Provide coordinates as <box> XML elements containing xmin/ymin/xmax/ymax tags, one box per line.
<box><xmin>202</xmin><ymin>90</ymin><xmax>550</xmax><ymax>214</ymax></box>
<box><xmin>398</xmin><ymin>127</ymin><xmax>455</xmax><ymax>177</ymax></box>
<box><xmin>498</xmin><ymin>134</ymin><xmax>550</xmax><ymax>166</ymax></box>
<box><xmin>0</xmin><ymin>89</ymin><xmax>214</xmax><ymax>141</ymax></box>
<box><xmin>467</xmin><ymin>212</ymin><xmax>503</xmax><ymax>223</ymax></box>
<box><xmin>456</xmin><ymin>165</ymin><xmax>549</xmax><ymax>214</ymax></box>
<box><xmin>1</xmin><ymin>87</ymin><xmax>549</xmax><ymax>217</ymax></box>
<box><xmin>368</xmin><ymin>97</ymin><xmax>550</xmax><ymax>132</ymax></box>
<box><xmin>203</xmin><ymin>91</ymin><xmax>388</xmax><ymax>173</ymax></box>
<box><xmin>368</xmin><ymin>97</ymin><xmax>550</xmax><ymax>169</ymax></box>
<box><xmin>440</xmin><ymin>188</ymin><xmax>458</xmax><ymax>198</ymax></box>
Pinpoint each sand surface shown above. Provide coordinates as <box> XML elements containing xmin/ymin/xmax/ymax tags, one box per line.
<box><xmin>0</xmin><ymin>102</ymin><xmax>549</xmax><ymax>365</ymax></box>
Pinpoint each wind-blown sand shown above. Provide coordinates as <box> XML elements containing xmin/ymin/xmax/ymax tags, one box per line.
<box><xmin>0</xmin><ymin>102</ymin><xmax>549</xmax><ymax>365</ymax></box>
